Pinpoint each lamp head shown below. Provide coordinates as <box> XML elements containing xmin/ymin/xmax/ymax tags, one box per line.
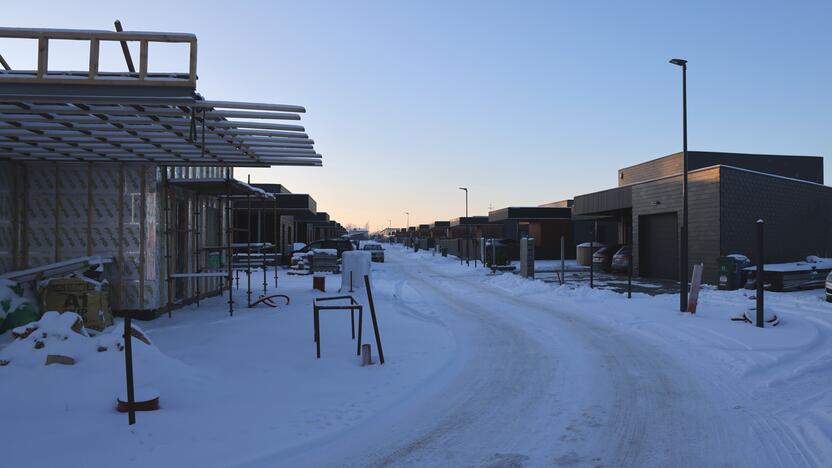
<box><xmin>669</xmin><ymin>58</ymin><xmax>688</xmax><ymax>67</ymax></box>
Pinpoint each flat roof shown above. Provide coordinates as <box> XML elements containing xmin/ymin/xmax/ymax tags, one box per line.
<box><xmin>169</xmin><ymin>177</ymin><xmax>274</xmax><ymax>198</ymax></box>
<box><xmin>574</xmin><ymin>162</ymin><xmax>832</xmax><ymax>216</ymax></box>
<box><xmin>449</xmin><ymin>216</ymin><xmax>496</xmax><ymax>227</ymax></box>
<box><xmin>252</xmin><ymin>183</ymin><xmax>292</xmax><ymax>194</ymax></box>
<box><xmin>488</xmin><ymin>206</ymin><xmax>572</xmax><ymax>222</ymax></box>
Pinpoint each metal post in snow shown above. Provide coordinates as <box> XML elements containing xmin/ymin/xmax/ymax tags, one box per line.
<box><xmin>590</xmin><ymin>220</ymin><xmax>596</xmax><ymax>289</ymax></box>
<box><xmin>492</xmin><ymin>237</ymin><xmax>496</xmax><ymax>269</ymax></box>
<box><xmin>669</xmin><ymin>58</ymin><xmax>690</xmax><ymax>314</ymax></box>
<box><xmin>273</xmin><ymin>195</ymin><xmax>278</xmax><ymax>288</ymax></box>
<box><xmin>246</xmin><ymin>177</ymin><xmax>252</xmax><ymax>307</ymax></box>
<box><xmin>123</xmin><ymin>312</ymin><xmax>136</xmax><ymax>425</ymax></box>
<box><xmin>560</xmin><ymin>235</ymin><xmax>565</xmax><ymax>285</ymax></box>
<box><xmin>226</xmin><ymin>174</ymin><xmax>233</xmax><ymax>316</ymax></box>
<box><xmin>756</xmin><ymin>219</ymin><xmax>764</xmax><ymax>328</ymax></box>
<box><xmin>363</xmin><ymin>275</ymin><xmax>385</xmax><ymax>364</ymax></box>
<box><xmin>628</xmin><ymin>254</ymin><xmax>633</xmax><ymax>299</ymax></box>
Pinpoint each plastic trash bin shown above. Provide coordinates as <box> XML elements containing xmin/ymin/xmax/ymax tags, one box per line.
<box><xmin>717</xmin><ymin>255</ymin><xmax>751</xmax><ymax>290</ymax></box>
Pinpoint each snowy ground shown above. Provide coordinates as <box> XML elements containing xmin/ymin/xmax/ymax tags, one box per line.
<box><xmin>2</xmin><ymin>245</ymin><xmax>831</xmax><ymax>467</ymax></box>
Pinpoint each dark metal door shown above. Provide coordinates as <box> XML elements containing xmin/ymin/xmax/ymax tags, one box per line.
<box><xmin>639</xmin><ymin>213</ymin><xmax>678</xmax><ymax>280</ymax></box>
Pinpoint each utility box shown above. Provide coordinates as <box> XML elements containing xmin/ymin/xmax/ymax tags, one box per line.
<box><xmin>520</xmin><ymin>237</ymin><xmax>535</xmax><ymax>279</ymax></box>
<box><xmin>42</xmin><ymin>277</ymin><xmax>112</xmax><ymax>331</ymax></box>
<box><xmin>717</xmin><ymin>255</ymin><xmax>751</xmax><ymax>290</ymax></box>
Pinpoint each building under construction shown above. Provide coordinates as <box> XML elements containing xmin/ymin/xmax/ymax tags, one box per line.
<box><xmin>0</xmin><ymin>25</ymin><xmax>323</xmax><ymax>319</ymax></box>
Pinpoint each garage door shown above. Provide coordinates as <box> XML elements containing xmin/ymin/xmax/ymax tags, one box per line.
<box><xmin>639</xmin><ymin>213</ymin><xmax>678</xmax><ymax>280</ymax></box>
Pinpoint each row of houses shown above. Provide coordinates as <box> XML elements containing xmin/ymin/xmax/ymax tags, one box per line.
<box><xmin>0</xmin><ymin>25</ymin><xmax>346</xmax><ymax>319</ymax></box>
<box><xmin>391</xmin><ymin>151</ymin><xmax>832</xmax><ymax>284</ymax></box>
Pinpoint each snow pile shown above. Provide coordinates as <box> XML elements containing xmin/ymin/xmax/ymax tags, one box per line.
<box><xmin>291</xmin><ymin>252</ymin><xmax>312</xmax><ymax>271</ymax></box>
<box><xmin>727</xmin><ymin>253</ymin><xmax>749</xmax><ymax>262</ymax></box>
<box><xmin>340</xmin><ymin>251</ymin><xmax>371</xmax><ymax>291</ymax></box>
<box><xmin>39</xmin><ymin>269</ymin><xmax>108</xmax><ymax>291</ymax></box>
<box><xmin>0</xmin><ymin>311</ymin><xmax>157</xmax><ymax>368</ymax></box>
<box><xmin>744</xmin><ymin>256</ymin><xmax>832</xmax><ymax>272</ymax></box>
<box><xmin>0</xmin><ymin>279</ymin><xmax>39</xmax><ymax>334</ymax></box>
<box><xmin>312</xmin><ymin>248</ymin><xmax>338</xmax><ymax>256</ymax></box>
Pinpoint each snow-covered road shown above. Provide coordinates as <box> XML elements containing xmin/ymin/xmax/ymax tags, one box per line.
<box><xmin>3</xmin><ymin>245</ymin><xmax>829</xmax><ymax>467</ymax></box>
<box><xmin>277</xmin><ymin>248</ymin><xmax>818</xmax><ymax>467</ymax></box>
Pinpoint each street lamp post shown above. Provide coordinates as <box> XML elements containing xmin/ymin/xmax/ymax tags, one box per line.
<box><xmin>459</xmin><ymin>187</ymin><xmax>469</xmax><ymax>265</ymax></box>
<box><xmin>405</xmin><ymin>211</ymin><xmax>410</xmax><ymax>247</ymax></box>
<box><xmin>670</xmin><ymin>58</ymin><xmax>689</xmax><ymax>312</ymax></box>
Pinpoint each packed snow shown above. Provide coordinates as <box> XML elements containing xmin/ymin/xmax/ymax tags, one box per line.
<box><xmin>1</xmin><ymin>244</ymin><xmax>831</xmax><ymax>467</ymax></box>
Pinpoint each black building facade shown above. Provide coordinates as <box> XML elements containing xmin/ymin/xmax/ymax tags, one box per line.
<box><xmin>574</xmin><ymin>151</ymin><xmax>831</xmax><ymax>283</ymax></box>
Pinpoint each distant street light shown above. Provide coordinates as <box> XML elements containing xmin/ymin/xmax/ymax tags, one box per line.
<box><xmin>459</xmin><ymin>187</ymin><xmax>470</xmax><ymax>265</ymax></box>
<box><xmin>670</xmin><ymin>57</ymin><xmax>689</xmax><ymax>312</ymax></box>
<box><xmin>405</xmin><ymin>211</ymin><xmax>409</xmax><ymax>229</ymax></box>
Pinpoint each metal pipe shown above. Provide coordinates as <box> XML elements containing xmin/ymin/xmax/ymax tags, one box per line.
<box><xmin>273</xmin><ymin>194</ymin><xmax>278</xmax><ymax>288</ymax></box>
<box><xmin>123</xmin><ymin>313</ymin><xmax>136</xmax><ymax>425</ymax></box>
<box><xmin>225</xmin><ymin>170</ymin><xmax>233</xmax><ymax>316</ymax></box>
<box><xmin>138</xmin><ymin>166</ymin><xmax>147</xmax><ymax>313</ymax></box>
<box><xmin>194</xmin><ymin>193</ymin><xmax>201</xmax><ymax>307</ymax></box>
<box><xmin>117</xmin><ymin>163</ymin><xmax>125</xmax><ymax>309</ymax></box>
<box><xmin>113</xmin><ymin>20</ymin><xmax>136</xmax><ymax>73</ymax></box>
<box><xmin>246</xmin><ymin>175</ymin><xmax>252</xmax><ymax>307</ymax></box>
<box><xmin>163</xmin><ymin>168</ymin><xmax>173</xmax><ymax>317</ymax></box>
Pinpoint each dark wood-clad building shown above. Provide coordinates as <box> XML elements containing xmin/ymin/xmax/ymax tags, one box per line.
<box><xmin>487</xmin><ymin>206</ymin><xmax>574</xmax><ymax>259</ymax></box>
<box><xmin>574</xmin><ymin>151</ymin><xmax>832</xmax><ymax>283</ymax></box>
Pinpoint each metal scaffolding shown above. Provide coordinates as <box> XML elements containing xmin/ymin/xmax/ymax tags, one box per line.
<box><xmin>164</xmin><ymin>173</ymin><xmax>280</xmax><ymax>316</ymax></box>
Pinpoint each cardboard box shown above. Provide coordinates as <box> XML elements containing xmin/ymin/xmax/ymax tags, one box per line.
<box><xmin>42</xmin><ymin>278</ymin><xmax>112</xmax><ymax>331</ymax></box>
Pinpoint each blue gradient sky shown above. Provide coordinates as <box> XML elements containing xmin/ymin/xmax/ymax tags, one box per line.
<box><xmin>5</xmin><ymin>1</ymin><xmax>831</xmax><ymax>230</ymax></box>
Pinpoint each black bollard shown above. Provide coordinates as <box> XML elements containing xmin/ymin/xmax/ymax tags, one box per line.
<box><xmin>123</xmin><ymin>313</ymin><xmax>136</xmax><ymax>425</ymax></box>
<box><xmin>756</xmin><ymin>219</ymin><xmax>764</xmax><ymax>328</ymax></box>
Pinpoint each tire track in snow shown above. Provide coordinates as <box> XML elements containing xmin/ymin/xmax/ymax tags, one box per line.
<box><xmin>449</xmin><ymin>265</ymin><xmax>815</xmax><ymax>467</ymax></box>
<box><xmin>273</xmin><ymin>250</ymin><xmax>814</xmax><ymax>467</ymax></box>
<box><xmin>408</xmin><ymin>259</ymin><xmax>810</xmax><ymax>467</ymax></box>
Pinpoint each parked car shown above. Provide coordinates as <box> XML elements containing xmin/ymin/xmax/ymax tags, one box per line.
<box><xmin>362</xmin><ymin>243</ymin><xmax>385</xmax><ymax>262</ymax></box>
<box><xmin>592</xmin><ymin>244</ymin><xmax>621</xmax><ymax>272</ymax></box>
<box><xmin>292</xmin><ymin>239</ymin><xmax>354</xmax><ymax>258</ymax></box>
<box><xmin>826</xmin><ymin>271</ymin><xmax>832</xmax><ymax>303</ymax></box>
<box><xmin>610</xmin><ymin>245</ymin><xmax>632</xmax><ymax>273</ymax></box>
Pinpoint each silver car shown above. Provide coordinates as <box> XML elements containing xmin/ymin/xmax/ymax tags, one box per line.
<box><xmin>362</xmin><ymin>243</ymin><xmax>385</xmax><ymax>262</ymax></box>
<box><xmin>826</xmin><ymin>271</ymin><xmax>832</xmax><ymax>303</ymax></box>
